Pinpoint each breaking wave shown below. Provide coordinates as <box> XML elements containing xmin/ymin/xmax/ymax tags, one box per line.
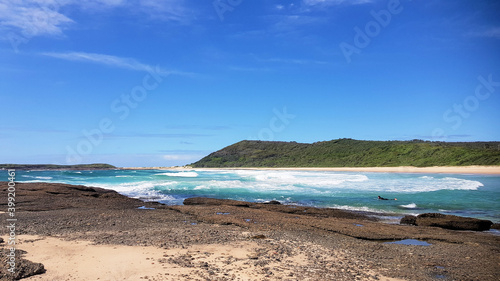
<box><xmin>156</xmin><ymin>171</ymin><xmax>199</xmax><ymax>178</ymax></box>
<box><xmin>399</xmin><ymin>203</ymin><xmax>418</xmax><ymax>209</ymax></box>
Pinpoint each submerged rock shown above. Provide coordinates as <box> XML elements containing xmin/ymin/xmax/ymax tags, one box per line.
<box><xmin>400</xmin><ymin>213</ymin><xmax>493</xmax><ymax>231</ymax></box>
<box><xmin>264</xmin><ymin>200</ymin><xmax>281</xmax><ymax>205</ymax></box>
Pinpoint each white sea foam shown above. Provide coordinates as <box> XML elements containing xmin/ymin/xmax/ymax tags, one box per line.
<box><xmin>156</xmin><ymin>171</ymin><xmax>199</xmax><ymax>178</ymax></box>
<box><xmin>20</xmin><ymin>180</ymin><xmax>45</xmax><ymax>183</ymax></box>
<box><xmin>228</xmin><ymin>170</ymin><xmax>482</xmax><ymax>193</ymax></box>
<box><xmin>233</xmin><ymin>170</ymin><xmax>369</xmax><ymax>187</ymax></box>
<box><xmin>331</xmin><ymin>204</ymin><xmax>387</xmax><ymax>214</ymax></box>
<box><xmin>21</xmin><ymin>175</ymin><xmax>53</xmax><ymax>180</ymax></box>
<box><xmin>370</xmin><ymin>176</ymin><xmax>483</xmax><ymax>193</ymax></box>
<box><xmin>399</xmin><ymin>203</ymin><xmax>417</xmax><ymax>209</ymax></box>
<box><xmin>194</xmin><ymin>180</ymin><xmax>250</xmax><ymax>190</ymax></box>
<box><xmin>15</xmin><ymin>170</ymin><xmax>495</xmax><ymax>220</ymax></box>
<box><xmin>92</xmin><ymin>180</ymin><xmax>183</xmax><ymax>203</ymax></box>
<box><xmin>193</xmin><ymin>178</ymin><xmax>326</xmax><ymax>195</ymax></box>
<box><xmin>95</xmin><ymin>180</ymin><xmax>178</xmax><ymax>194</ymax></box>
<box><xmin>132</xmin><ymin>193</ymin><xmax>178</xmax><ymax>202</ymax></box>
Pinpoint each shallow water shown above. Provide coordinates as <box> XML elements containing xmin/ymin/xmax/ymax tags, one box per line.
<box><xmin>8</xmin><ymin>169</ymin><xmax>500</xmax><ymax>222</ymax></box>
<box><xmin>384</xmin><ymin>239</ymin><xmax>432</xmax><ymax>246</ymax></box>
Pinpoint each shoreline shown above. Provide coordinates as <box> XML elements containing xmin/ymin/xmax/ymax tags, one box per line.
<box><xmin>1</xmin><ymin>182</ymin><xmax>499</xmax><ymax>280</ymax></box>
<box><xmin>121</xmin><ymin>165</ymin><xmax>500</xmax><ymax>175</ymax></box>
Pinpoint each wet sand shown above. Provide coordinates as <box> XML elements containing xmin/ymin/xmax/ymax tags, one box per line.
<box><xmin>1</xmin><ymin>182</ymin><xmax>499</xmax><ymax>280</ymax></box>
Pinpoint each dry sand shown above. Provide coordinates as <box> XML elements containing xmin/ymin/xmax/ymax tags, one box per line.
<box><xmin>7</xmin><ymin>235</ymin><xmax>404</xmax><ymax>281</ymax></box>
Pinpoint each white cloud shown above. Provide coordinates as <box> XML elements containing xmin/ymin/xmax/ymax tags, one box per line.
<box><xmin>42</xmin><ymin>51</ymin><xmax>157</xmax><ymax>71</ymax></box>
<box><xmin>303</xmin><ymin>0</ymin><xmax>374</xmax><ymax>6</ymax></box>
<box><xmin>0</xmin><ymin>0</ymin><xmax>73</xmax><ymax>36</ymax></box>
<box><xmin>163</xmin><ymin>155</ymin><xmax>186</xmax><ymax>160</ymax></box>
<box><xmin>41</xmin><ymin>51</ymin><xmax>195</xmax><ymax>76</ymax></box>
<box><xmin>467</xmin><ymin>27</ymin><xmax>500</xmax><ymax>39</ymax></box>
<box><xmin>138</xmin><ymin>0</ymin><xmax>192</xmax><ymax>22</ymax></box>
<box><xmin>261</xmin><ymin>57</ymin><xmax>328</xmax><ymax>65</ymax></box>
<box><xmin>270</xmin><ymin>14</ymin><xmax>327</xmax><ymax>31</ymax></box>
<box><xmin>162</xmin><ymin>154</ymin><xmax>203</xmax><ymax>161</ymax></box>
<box><xmin>0</xmin><ymin>0</ymin><xmax>192</xmax><ymax>39</ymax></box>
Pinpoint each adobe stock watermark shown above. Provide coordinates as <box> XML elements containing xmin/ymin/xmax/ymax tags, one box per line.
<box><xmin>249</xmin><ymin>107</ymin><xmax>296</xmax><ymax>141</ymax></box>
<box><xmin>66</xmin><ymin>66</ymin><xmax>169</xmax><ymax>164</ymax></box>
<box><xmin>432</xmin><ymin>74</ymin><xmax>499</xmax><ymax>141</ymax></box>
<box><xmin>339</xmin><ymin>0</ymin><xmax>409</xmax><ymax>63</ymax></box>
<box><xmin>6</xmin><ymin>169</ymin><xmax>17</xmax><ymax>274</ymax></box>
<box><xmin>213</xmin><ymin>0</ymin><xmax>244</xmax><ymax>21</ymax></box>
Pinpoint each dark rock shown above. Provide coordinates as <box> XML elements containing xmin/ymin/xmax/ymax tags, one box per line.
<box><xmin>400</xmin><ymin>215</ymin><xmax>417</xmax><ymax>225</ymax></box>
<box><xmin>414</xmin><ymin>213</ymin><xmax>493</xmax><ymax>231</ymax></box>
<box><xmin>0</xmin><ymin>249</ymin><xmax>46</xmax><ymax>281</ymax></box>
<box><xmin>491</xmin><ymin>223</ymin><xmax>500</xmax><ymax>230</ymax></box>
<box><xmin>418</xmin><ymin>213</ymin><xmax>446</xmax><ymax>219</ymax></box>
<box><xmin>264</xmin><ymin>200</ymin><xmax>281</xmax><ymax>205</ymax></box>
<box><xmin>183</xmin><ymin>197</ymin><xmax>251</xmax><ymax>207</ymax></box>
<box><xmin>71</xmin><ymin>186</ymin><xmax>97</xmax><ymax>192</ymax></box>
<box><xmin>1</xmin><ymin>182</ymin><xmax>145</xmax><ymax>212</ymax></box>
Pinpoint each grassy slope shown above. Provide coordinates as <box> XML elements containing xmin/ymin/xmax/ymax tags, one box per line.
<box><xmin>192</xmin><ymin>139</ymin><xmax>500</xmax><ymax>168</ymax></box>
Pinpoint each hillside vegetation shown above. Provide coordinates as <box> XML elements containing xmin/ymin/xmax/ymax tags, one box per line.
<box><xmin>0</xmin><ymin>163</ymin><xmax>116</xmax><ymax>170</ymax></box>
<box><xmin>192</xmin><ymin>139</ymin><xmax>500</xmax><ymax>168</ymax></box>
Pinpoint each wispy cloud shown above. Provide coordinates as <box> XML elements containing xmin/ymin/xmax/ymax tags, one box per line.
<box><xmin>0</xmin><ymin>1</ymin><xmax>73</xmax><ymax>37</ymax></box>
<box><xmin>259</xmin><ymin>57</ymin><xmax>328</xmax><ymax>65</ymax></box>
<box><xmin>0</xmin><ymin>0</ymin><xmax>193</xmax><ymax>39</ymax></box>
<box><xmin>466</xmin><ymin>27</ymin><xmax>500</xmax><ymax>39</ymax></box>
<box><xmin>303</xmin><ymin>0</ymin><xmax>375</xmax><ymax>7</ymax></box>
<box><xmin>159</xmin><ymin>149</ymin><xmax>210</xmax><ymax>163</ymax></box>
<box><xmin>2</xmin><ymin>125</ymin><xmax>67</xmax><ymax>132</ymax></box>
<box><xmin>105</xmin><ymin>132</ymin><xmax>213</xmax><ymax>139</ymax></box>
<box><xmin>272</xmin><ymin>0</ymin><xmax>374</xmax><ymax>14</ymax></box>
<box><xmin>165</xmin><ymin>125</ymin><xmax>232</xmax><ymax>131</ymax></box>
<box><xmin>228</xmin><ymin>66</ymin><xmax>273</xmax><ymax>72</ymax></box>
<box><xmin>138</xmin><ymin>0</ymin><xmax>195</xmax><ymax>23</ymax></box>
<box><xmin>162</xmin><ymin>154</ymin><xmax>195</xmax><ymax>161</ymax></box>
<box><xmin>269</xmin><ymin>14</ymin><xmax>328</xmax><ymax>32</ymax></box>
<box><xmin>42</xmin><ymin>51</ymin><xmax>157</xmax><ymax>71</ymax></box>
<box><xmin>41</xmin><ymin>51</ymin><xmax>194</xmax><ymax>76</ymax></box>
<box><xmin>415</xmin><ymin>134</ymin><xmax>473</xmax><ymax>141</ymax></box>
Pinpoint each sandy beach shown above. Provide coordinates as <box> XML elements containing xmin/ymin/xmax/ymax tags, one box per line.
<box><xmin>122</xmin><ymin>165</ymin><xmax>500</xmax><ymax>175</ymax></box>
<box><xmin>1</xmin><ymin>182</ymin><xmax>499</xmax><ymax>280</ymax></box>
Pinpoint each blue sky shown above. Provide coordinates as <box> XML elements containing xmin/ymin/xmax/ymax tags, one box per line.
<box><xmin>1</xmin><ymin>0</ymin><xmax>499</xmax><ymax>167</ymax></box>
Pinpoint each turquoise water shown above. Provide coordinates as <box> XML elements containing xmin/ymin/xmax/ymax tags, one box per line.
<box><xmin>6</xmin><ymin>169</ymin><xmax>500</xmax><ymax>222</ymax></box>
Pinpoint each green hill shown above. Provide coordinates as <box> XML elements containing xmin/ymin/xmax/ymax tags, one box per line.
<box><xmin>192</xmin><ymin>139</ymin><xmax>500</xmax><ymax>168</ymax></box>
<box><xmin>0</xmin><ymin>163</ymin><xmax>116</xmax><ymax>170</ymax></box>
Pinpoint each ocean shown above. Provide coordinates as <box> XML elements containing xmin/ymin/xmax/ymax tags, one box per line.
<box><xmin>8</xmin><ymin>169</ymin><xmax>500</xmax><ymax>223</ymax></box>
